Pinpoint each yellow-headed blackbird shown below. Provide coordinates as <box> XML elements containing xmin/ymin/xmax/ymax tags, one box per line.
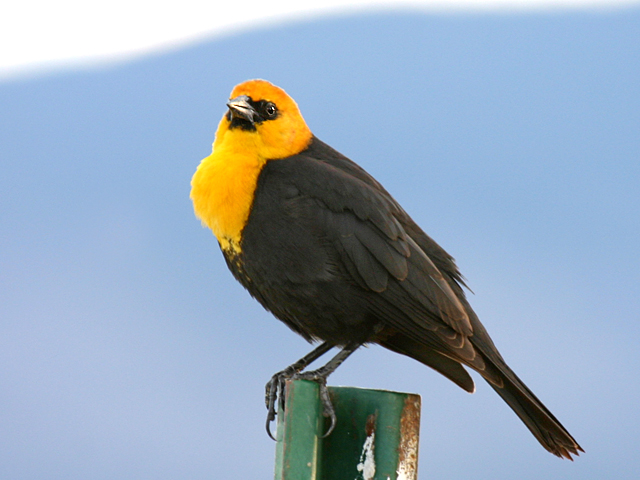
<box><xmin>190</xmin><ymin>79</ymin><xmax>582</xmax><ymax>459</ymax></box>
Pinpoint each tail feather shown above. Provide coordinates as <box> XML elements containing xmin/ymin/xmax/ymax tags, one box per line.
<box><xmin>482</xmin><ymin>359</ymin><xmax>583</xmax><ymax>459</ymax></box>
<box><xmin>461</xmin><ymin>300</ymin><xmax>583</xmax><ymax>458</ymax></box>
<box><xmin>377</xmin><ymin>329</ymin><xmax>583</xmax><ymax>459</ymax></box>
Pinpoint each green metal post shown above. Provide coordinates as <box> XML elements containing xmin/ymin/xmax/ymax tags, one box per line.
<box><xmin>274</xmin><ymin>380</ymin><xmax>421</xmax><ymax>480</ymax></box>
<box><xmin>274</xmin><ymin>380</ymin><xmax>324</xmax><ymax>480</ymax></box>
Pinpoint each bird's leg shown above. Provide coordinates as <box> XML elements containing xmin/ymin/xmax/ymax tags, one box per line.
<box><xmin>291</xmin><ymin>342</ymin><xmax>361</xmax><ymax>438</ymax></box>
<box><xmin>265</xmin><ymin>341</ymin><xmax>334</xmax><ymax>440</ymax></box>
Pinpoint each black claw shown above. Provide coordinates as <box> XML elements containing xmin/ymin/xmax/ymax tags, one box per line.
<box><xmin>317</xmin><ymin>381</ymin><xmax>337</xmax><ymax>438</ymax></box>
<box><xmin>264</xmin><ymin>370</ymin><xmax>292</xmax><ymax>441</ymax></box>
<box><xmin>266</xmin><ymin>413</ymin><xmax>277</xmax><ymax>441</ymax></box>
<box><xmin>265</xmin><ymin>376</ymin><xmax>279</xmax><ymax>440</ymax></box>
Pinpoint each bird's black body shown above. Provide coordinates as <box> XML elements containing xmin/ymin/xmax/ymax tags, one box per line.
<box><xmin>226</xmin><ymin>136</ymin><xmax>402</xmax><ymax>344</ymax></box>
<box><xmin>223</xmin><ymin>136</ymin><xmax>582</xmax><ymax>458</ymax></box>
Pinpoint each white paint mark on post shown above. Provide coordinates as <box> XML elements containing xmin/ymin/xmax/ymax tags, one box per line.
<box><xmin>356</xmin><ymin>431</ymin><xmax>376</xmax><ymax>480</ymax></box>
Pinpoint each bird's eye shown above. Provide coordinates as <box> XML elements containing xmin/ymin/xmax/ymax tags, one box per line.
<box><xmin>265</xmin><ymin>102</ymin><xmax>277</xmax><ymax>118</ymax></box>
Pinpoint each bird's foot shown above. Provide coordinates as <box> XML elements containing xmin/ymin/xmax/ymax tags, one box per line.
<box><xmin>265</xmin><ymin>365</ymin><xmax>300</xmax><ymax>440</ymax></box>
<box><xmin>291</xmin><ymin>369</ymin><xmax>337</xmax><ymax>438</ymax></box>
<box><xmin>263</xmin><ymin>342</ymin><xmax>357</xmax><ymax>440</ymax></box>
<box><xmin>264</xmin><ymin>367</ymin><xmax>337</xmax><ymax>440</ymax></box>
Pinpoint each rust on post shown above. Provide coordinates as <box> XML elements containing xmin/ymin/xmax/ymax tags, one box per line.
<box><xmin>397</xmin><ymin>394</ymin><xmax>421</xmax><ymax>480</ymax></box>
<box><xmin>365</xmin><ymin>413</ymin><xmax>377</xmax><ymax>436</ymax></box>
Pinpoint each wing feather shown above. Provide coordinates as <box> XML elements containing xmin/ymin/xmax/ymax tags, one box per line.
<box><xmin>282</xmin><ymin>149</ymin><xmax>476</xmax><ymax>343</ymax></box>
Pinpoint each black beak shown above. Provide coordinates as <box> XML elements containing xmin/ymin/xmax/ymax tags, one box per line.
<box><xmin>227</xmin><ymin>95</ymin><xmax>259</xmax><ymax>124</ymax></box>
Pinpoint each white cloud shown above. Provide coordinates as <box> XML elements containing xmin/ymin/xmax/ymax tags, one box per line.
<box><xmin>1</xmin><ymin>0</ymin><xmax>637</xmax><ymax>79</ymax></box>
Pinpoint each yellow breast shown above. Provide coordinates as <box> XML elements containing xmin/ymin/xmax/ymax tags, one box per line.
<box><xmin>190</xmin><ymin>131</ymin><xmax>267</xmax><ymax>254</ymax></box>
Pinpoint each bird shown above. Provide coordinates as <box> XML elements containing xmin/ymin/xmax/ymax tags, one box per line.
<box><xmin>190</xmin><ymin>79</ymin><xmax>583</xmax><ymax>459</ymax></box>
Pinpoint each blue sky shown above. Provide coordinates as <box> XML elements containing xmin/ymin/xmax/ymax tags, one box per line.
<box><xmin>1</xmin><ymin>8</ymin><xmax>639</xmax><ymax>480</ymax></box>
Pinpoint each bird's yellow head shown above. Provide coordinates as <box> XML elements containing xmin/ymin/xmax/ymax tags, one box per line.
<box><xmin>213</xmin><ymin>79</ymin><xmax>312</xmax><ymax>160</ymax></box>
<box><xmin>191</xmin><ymin>80</ymin><xmax>312</xmax><ymax>253</ymax></box>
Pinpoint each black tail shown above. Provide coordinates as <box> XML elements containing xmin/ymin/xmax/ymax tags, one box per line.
<box><xmin>482</xmin><ymin>358</ymin><xmax>583</xmax><ymax>459</ymax></box>
<box><xmin>378</xmin><ymin>330</ymin><xmax>582</xmax><ymax>459</ymax></box>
